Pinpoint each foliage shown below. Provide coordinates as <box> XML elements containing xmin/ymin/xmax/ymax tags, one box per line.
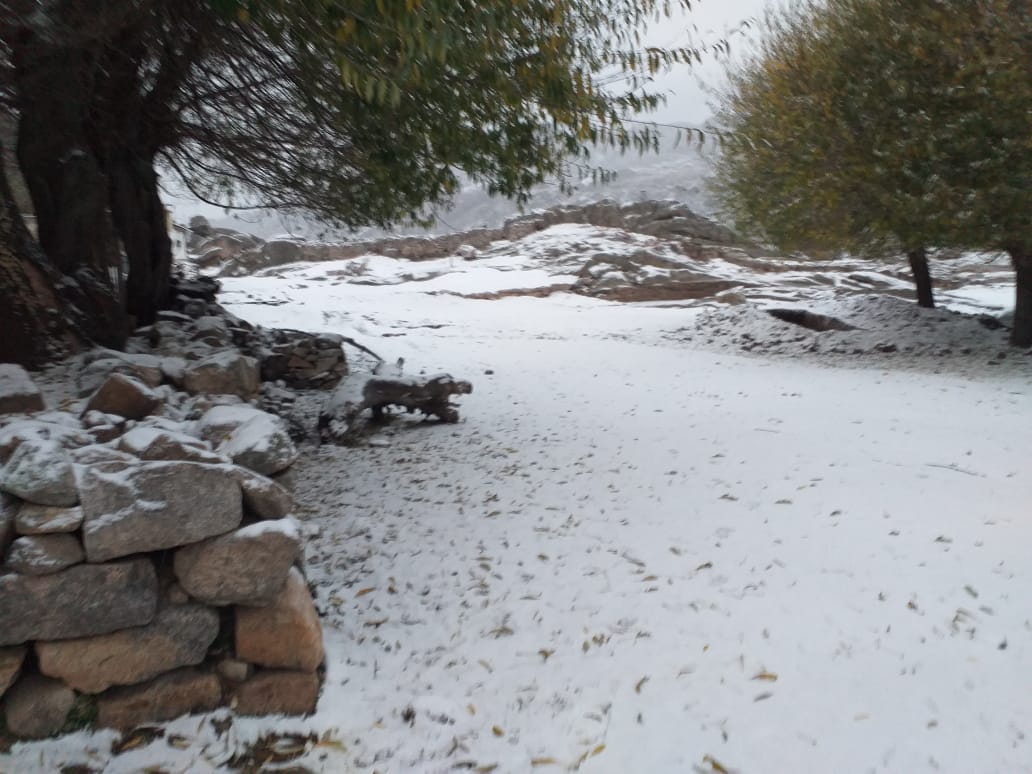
<box><xmin>0</xmin><ymin>0</ymin><xmax>707</xmax><ymax>329</ymax></box>
<box><xmin>159</xmin><ymin>0</ymin><xmax>707</xmax><ymax>228</ymax></box>
<box><xmin>710</xmin><ymin>0</ymin><xmax>1032</xmax><ymax>342</ymax></box>
<box><xmin>710</xmin><ymin>0</ymin><xmax>1032</xmax><ymax>257</ymax></box>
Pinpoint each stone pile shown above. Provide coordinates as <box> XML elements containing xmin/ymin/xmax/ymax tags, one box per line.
<box><xmin>75</xmin><ymin>276</ymin><xmax>347</xmax><ymax>405</ymax></box>
<box><xmin>0</xmin><ymin>362</ymin><xmax>325</xmax><ymax>740</ymax></box>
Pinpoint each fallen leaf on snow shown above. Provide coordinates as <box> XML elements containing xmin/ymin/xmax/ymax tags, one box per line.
<box><xmin>702</xmin><ymin>754</ymin><xmax>731</xmax><ymax>773</ymax></box>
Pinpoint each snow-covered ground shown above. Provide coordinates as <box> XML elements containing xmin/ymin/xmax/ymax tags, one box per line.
<box><xmin>6</xmin><ymin>224</ymin><xmax>1032</xmax><ymax>773</ymax></box>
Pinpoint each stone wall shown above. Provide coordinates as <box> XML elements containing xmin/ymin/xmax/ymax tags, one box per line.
<box><xmin>210</xmin><ymin>199</ymin><xmax>750</xmax><ymax>277</ymax></box>
<box><xmin>0</xmin><ymin>356</ymin><xmax>324</xmax><ymax>740</ymax></box>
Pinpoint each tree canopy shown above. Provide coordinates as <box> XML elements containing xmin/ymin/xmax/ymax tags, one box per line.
<box><xmin>0</xmin><ymin>0</ymin><xmax>703</xmax><ymax>353</ymax></box>
<box><xmin>711</xmin><ymin>0</ymin><xmax>1032</xmax><ymax>342</ymax></box>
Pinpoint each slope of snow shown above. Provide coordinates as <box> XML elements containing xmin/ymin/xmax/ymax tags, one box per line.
<box><xmin>5</xmin><ymin>229</ymin><xmax>1031</xmax><ymax>774</ymax></box>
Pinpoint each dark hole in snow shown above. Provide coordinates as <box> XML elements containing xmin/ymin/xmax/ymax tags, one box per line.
<box><xmin>766</xmin><ymin>308</ymin><xmax>856</xmax><ymax>332</ymax></box>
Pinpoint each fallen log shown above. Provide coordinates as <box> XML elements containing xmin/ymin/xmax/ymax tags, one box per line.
<box><xmin>319</xmin><ymin>358</ymin><xmax>472</xmax><ymax>443</ymax></box>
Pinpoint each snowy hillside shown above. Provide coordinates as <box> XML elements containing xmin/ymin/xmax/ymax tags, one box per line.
<box><xmin>6</xmin><ymin>218</ymin><xmax>1031</xmax><ymax>773</ymax></box>
<box><xmin>168</xmin><ymin>141</ymin><xmax>718</xmax><ymax>242</ymax></box>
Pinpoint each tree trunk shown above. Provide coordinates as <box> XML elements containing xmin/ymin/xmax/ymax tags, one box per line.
<box><xmin>9</xmin><ymin>24</ymin><xmax>128</xmax><ymax>348</ymax></box>
<box><xmin>1009</xmin><ymin>247</ymin><xmax>1032</xmax><ymax>347</ymax></box>
<box><xmin>107</xmin><ymin>148</ymin><xmax>173</xmax><ymax>326</ymax></box>
<box><xmin>12</xmin><ymin>37</ymin><xmax>113</xmax><ymax>276</ymax></box>
<box><xmin>0</xmin><ymin>142</ymin><xmax>80</xmax><ymax>367</ymax></box>
<box><xmin>907</xmin><ymin>247</ymin><xmax>934</xmax><ymax>308</ymax></box>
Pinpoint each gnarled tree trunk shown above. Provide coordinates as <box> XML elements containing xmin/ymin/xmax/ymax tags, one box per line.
<box><xmin>0</xmin><ymin>142</ymin><xmax>80</xmax><ymax>367</ymax></box>
<box><xmin>10</xmin><ymin>24</ymin><xmax>128</xmax><ymax>348</ymax></box>
<box><xmin>12</xmin><ymin>37</ymin><xmax>113</xmax><ymax>276</ymax></box>
<box><xmin>107</xmin><ymin>147</ymin><xmax>173</xmax><ymax>326</ymax></box>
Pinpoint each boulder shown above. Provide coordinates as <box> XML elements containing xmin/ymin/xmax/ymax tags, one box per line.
<box><xmin>235</xmin><ymin>568</ymin><xmax>324</xmax><ymax>671</ymax></box>
<box><xmin>118</xmin><ymin>427</ymin><xmax>223</xmax><ymax>463</ymax></box>
<box><xmin>36</xmin><ymin>603</ymin><xmax>220</xmax><ymax>693</ymax></box>
<box><xmin>262</xmin><ymin>239</ymin><xmax>303</xmax><ymax>266</ymax></box>
<box><xmin>82</xmin><ymin>373</ymin><xmax>162</xmax><ymax>420</ymax></box>
<box><xmin>0</xmin><ymin>439</ymin><xmax>79</xmax><ymax>506</ymax></box>
<box><xmin>217</xmin><ymin>413</ymin><xmax>298</xmax><ymax>475</ymax></box>
<box><xmin>68</xmin><ymin>445</ymin><xmax>138</xmax><ymax>468</ymax></box>
<box><xmin>3</xmin><ymin>674</ymin><xmax>75</xmax><ymax>739</ymax></box>
<box><xmin>96</xmin><ymin>668</ymin><xmax>222</xmax><ymax>730</ymax></box>
<box><xmin>232</xmin><ymin>466</ymin><xmax>294</xmax><ymax>519</ymax></box>
<box><xmin>80</xmin><ymin>461</ymin><xmax>242</xmax><ymax>562</ymax></box>
<box><xmin>193</xmin><ymin>404</ymin><xmax>267</xmax><ymax>443</ymax></box>
<box><xmin>0</xmin><ymin>364</ymin><xmax>45</xmax><ymax>415</ymax></box>
<box><xmin>80</xmin><ymin>412</ymin><xmax>124</xmax><ymax>441</ymax></box>
<box><xmin>191</xmin><ymin>316</ymin><xmax>231</xmax><ymax>346</ymax></box>
<box><xmin>160</xmin><ymin>356</ymin><xmax>188</xmax><ymax>386</ymax></box>
<box><xmin>77</xmin><ymin>353</ymin><xmax>163</xmax><ymax>397</ymax></box>
<box><xmin>231</xmin><ymin>670</ymin><xmax>320</xmax><ymax>716</ymax></box>
<box><xmin>174</xmin><ymin>518</ymin><xmax>301</xmax><ymax>606</ymax></box>
<box><xmin>15</xmin><ymin>503</ymin><xmax>84</xmax><ymax>534</ymax></box>
<box><xmin>5</xmin><ymin>534</ymin><xmax>85</xmax><ymax>576</ymax></box>
<box><xmin>182</xmin><ymin>351</ymin><xmax>260</xmax><ymax>398</ymax></box>
<box><xmin>183</xmin><ymin>299</ymin><xmax>209</xmax><ymax>318</ymax></box>
<box><xmin>189</xmin><ymin>215</ymin><xmax>213</xmax><ymax>237</ymax></box>
<box><xmin>0</xmin><ymin>418</ymin><xmax>91</xmax><ymax>465</ymax></box>
<box><xmin>0</xmin><ymin>645</ymin><xmax>26</xmax><ymax>697</ymax></box>
<box><xmin>0</xmin><ymin>558</ymin><xmax>158</xmax><ymax>646</ymax></box>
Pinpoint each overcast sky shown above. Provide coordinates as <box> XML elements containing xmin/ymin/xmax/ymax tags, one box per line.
<box><xmin>645</xmin><ymin>0</ymin><xmax>780</xmax><ymax>125</ymax></box>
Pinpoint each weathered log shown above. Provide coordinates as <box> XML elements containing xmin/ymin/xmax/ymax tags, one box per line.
<box><xmin>319</xmin><ymin>359</ymin><xmax>472</xmax><ymax>443</ymax></box>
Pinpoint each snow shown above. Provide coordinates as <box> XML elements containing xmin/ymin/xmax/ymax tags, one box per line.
<box><xmin>235</xmin><ymin>516</ymin><xmax>301</xmax><ymax>541</ymax></box>
<box><xmin>6</xmin><ymin>226</ymin><xmax>1032</xmax><ymax>773</ymax></box>
<box><xmin>218</xmin><ymin>414</ymin><xmax>288</xmax><ymax>457</ymax></box>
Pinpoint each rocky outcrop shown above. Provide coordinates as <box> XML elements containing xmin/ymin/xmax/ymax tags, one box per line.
<box><xmin>211</xmin><ymin>199</ymin><xmax>750</xmax><ymax>277</ymax></box>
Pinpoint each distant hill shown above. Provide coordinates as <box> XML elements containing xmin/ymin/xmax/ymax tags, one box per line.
<box><xmin>165</xmin><ymin>130</ymin><xmax>718</xmax><ymax>242</ymax></box>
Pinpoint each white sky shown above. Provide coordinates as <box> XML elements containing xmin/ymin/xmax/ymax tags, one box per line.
<box><xmin>644</xmin><ymin>0</ymin><xmax>780</xmax><ymax>125</ymax></box>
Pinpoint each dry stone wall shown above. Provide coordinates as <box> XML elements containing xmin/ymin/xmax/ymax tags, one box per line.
<box><xmin>0</xmin><ymin>339</ymin><xmax>327</xmax><ymax>739</ymax></box>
